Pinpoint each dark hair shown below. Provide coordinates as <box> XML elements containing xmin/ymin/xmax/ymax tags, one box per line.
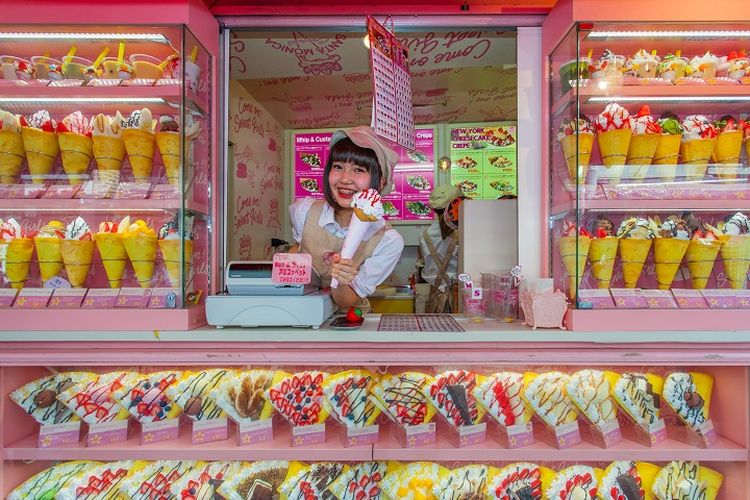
<box><xmin>323</xmin><ymin>137</ymin><xmax>382</xmax><ymax>209</ymax></box>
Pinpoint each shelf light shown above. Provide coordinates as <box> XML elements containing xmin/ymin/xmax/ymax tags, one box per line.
<box><xmin>588</xmin><ymin>96</ymin><xmax>750</xmax><ymax>103</ymax></box>
<box><xmin>586</xmin><ymin>30</ymin><xmax>750</xmax><ymax>40</ymax></box>
<box><xmin>0</xmin><ymin>32</ymin><xmax>170</xmax><ymax>44</ymax></box>
<box><xmin>0</xmin><ymin>97</ymin><xmax>167</xmax><ymax>104</ymax></box>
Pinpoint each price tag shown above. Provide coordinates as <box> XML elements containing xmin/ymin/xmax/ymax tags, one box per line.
<box><xmin>343</xmin><ymin>424</ymin><xmax>379</xmax><ymax>447</ymax></box>
<box><xmin>471</xmin><ymin>287</ymin><xmax>483</xmax><ymax>300</ymax></box>
<box><xmin>403</xmin><ymin>422</ymin><xmax>436</xmax><ymax>447</ymax></box>
<box><xmin>13</xmin><ymin>288</ymin><xmax>53</xmax><ymax>308</ymax></box>
<box><xmin>291</xmin><ymin>422</ymin><xmax>326</xmax><ymax>447</ymax></box>
<box><xmin>39</xmin><ymin>421</ymin><xmax>81</xmax><ymax>447</ymax></box>
<box><xmin>237</xmin><ymin>418</ymin><xmax>273</xmax><ymax>446</ymax></box>
<box><xmin>49</xmin><ymin>288</ymin><xmax>86</xmax><ymax>308</ymax></box>
<box><xmin>192</xmin><ymin>417</ymin><xmax>228</xmax><ymax>444</ymax></box>
<box><xmin>0</xmin><ymin>289</ymin><xmax>18</xmax><ymax>307</ymax></box>
<box><xmin>87</xmin><ymin>420</ymin><xmax>128</xmax><ymax>447</ymax></box>
<box><xmin>141</xmin><ymin>419</ymin><xmax>179</xmax><ymax>444</ymax></box>
<box><xmin>553</xmin><ymin>420</ymin><xmax>581</xmax><ymax>448</ymax></box>
<box><xmin>272</xmin><ymin>253</ymin><xmax>312</xmax><ymax>285</ymax></box>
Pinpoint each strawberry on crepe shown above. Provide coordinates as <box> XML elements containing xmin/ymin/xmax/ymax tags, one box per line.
<box><xmin>712</xmin><ymin>115</ymin><xmax>745</xmax><ymax>171</ymax></box>
<box><xmin>627</xmin><ymin>105</ymin><xmax>662</xmax><ymax>176</ymax></box>
<box><xmin>56</xmin><ymin>111</ymin><xmax>93</xmax><ymax>184</ymax></box>
<box><xmin>20</xmin><ymin>109</ymin><xmax>58</xmax><ymax>183</ymax></box>
<box><xmin>682</xmin><ymin>212</ymin><xmax>722</xmax><ymax>289</ymax></box>
<box><xmin>61</xmin><ymin>216</ymin><xmax>94</xmax><ymax>288</ymax></box>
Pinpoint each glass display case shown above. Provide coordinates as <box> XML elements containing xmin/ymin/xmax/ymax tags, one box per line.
<box><xmin>0</xmin><ymin>25</ymin><xmax>212</xmax><ymax>329</ymax></box>
<box><xmin>548</xmin><ymin>22</ymin><xmax>750</xmax><ymax>325</ymax></box>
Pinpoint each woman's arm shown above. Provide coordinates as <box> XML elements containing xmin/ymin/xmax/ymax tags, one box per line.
<box><xmin>330</xmin><ymin>256</ymin><xmax>361</xmax><ymax>309</ymax></box>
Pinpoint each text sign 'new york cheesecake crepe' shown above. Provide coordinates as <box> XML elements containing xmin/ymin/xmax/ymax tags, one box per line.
<box><xmin>473</xmin><ymin>371</ymin><xmax>529</xmax><ymax>428</ymax></box>
<box><xmin>10</xmin><ymin>371</ymin><xmax>90</xmax><ymax>425</ymax></box>
<box><xmin>212</xmin><ymin>369</ymin><xmax>275</xmax><ymax>424</ymax></box>
<box><xmin>322</xmin><ymin>369</ymin><xmax>381</xmax><ymax>428</ymax></box>
<box><xmin>371</xmin><ymin>372</ymin><xmax>436</xmax><ymax>427</ymax></box>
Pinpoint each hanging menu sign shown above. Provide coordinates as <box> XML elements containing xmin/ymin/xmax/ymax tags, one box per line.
<box><xmin>449</xmin><ymin>122</ymin><xmax>518</xmax><ymax>200</ymax></box>
<box><xmin>293</xmin><ymin>128</ymin><xmax>434</xmax><ymax>221</ymax></box>
<box><xmin>367</xmin><ymin>16</ymin><xmax>415</xmax><ymax>150</ymax></box>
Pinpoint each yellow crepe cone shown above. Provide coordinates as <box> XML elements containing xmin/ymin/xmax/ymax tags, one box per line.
<box><xmin>0</xmin><ymin>129</ymin><xmax>25</xmax><ymax>184</ymax></box>
<box><xmin>719</xmin><ymin>234</ymin><xmax>750</xmax><ymax>289</ymax></box>
<box><xmin>588</xmin><ymin>237</ymin><xmax>618</xmax><ymax>289</ymax></box>
<box><xmin>21</xmin><ymin>127</ymin><xmax>58</xmax><ymax>184</ymax></box>
<box><xmin>5</xmin><ymin>237</ymin><xmax>34</xmax><ymax>288</ymax></box>
<box><xmin>92</xmin><ymin>135</ymin><xmax>126</xmax><ymax>171</ymax></box>
<box><xmin>619</xmin><ymin>238</ymin><xmax>652</xmax><ymax>288</ymax></box>
<box><xmin>745</xmin><ymin>138</ymin><xmax>750</xmax><ymax>168</ymax></box>
<box><xmin>58</xmin><ymin>132</ymin><xmax>92</xmax><ymax>185</ymax></box>
<box><xmin>686</xmin><ymin>239</ymin><xmax>722</xmax><ymax>289</ymax></box>
<box><xmin>558</xmin><ymin>235</ymin><xmax>591</xmax><ymax>299</ymax></box>
<box><xmin>122</xmin><ymin>128</ymin><xmax>156</xmax><ymax>183</ymax></box>
<box><xmin>34</xmin><ymin>236</ymin><xmax>63</xmax><ymax>282</ymax></box>
<box><xmin>597</xmin><ymin>128</ymin><xmax>632</xmax><ymax>167</ymax></box>
<box><xmin>124</xmin><ymin>232</ymin><xmax>157</xmax><ymax>287</ymax></box>
<box><xmin>680</xmin><ymin>138</ymin><xmax>716</xmax><ymax>180</ymax></box>
<box><xmin>626</xmin><ymin>134</ymin><xmax>660</xmax><ymax>180</ymax></box>
<box><xmin>156</xmin><ymin>131</ymin><xmax>180</xmax><ymax>185</ymax></box>
<box><xmin>712</xmin><ymin>130</ymin><xmax>743</xmax><ymax>179</ymax></box>
<box><xmin>60</xmin><ymin>239</ymin><xmax>94</xmax><ymax>288</ymax></box>
<box><xmin>94</xmin><ymin>232</ymin><xmax>128</xmax><ymax>288</ymax></box>
<box><xmin>700</xmin><ymin>465</ymin><xmax>724</xmax><ymax>500</ymax></box>
<box><xmin>559</xmin><ymin>132</ymin><xmax>593</xmax><ymax>182</ymax></box>
<box><xmin>652</xmin><ymin>134</ymin><xmax>681</xmax><ymax>181</ymax></box>
<box><xmin>158</xmin><ymin>238</ymin><xmax>193</xmax><ymax>287</ymax></box>
<box><xmin>654</xmin><ymin>238</ymin><xmax>690</xmax><ymax>290</ymax></box>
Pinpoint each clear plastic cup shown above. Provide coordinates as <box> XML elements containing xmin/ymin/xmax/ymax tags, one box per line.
<box><xmin>184</xmin><ymin>60</ymin><xmax>201</xmax><ymax>92</ymax></box>
<box><xmin>101</xmin><ymin>57</ymin><xmax>133</xmax><ymax>80</ymax></box>
<box><xmin>462</xmin><ymin>287</ymin><xmax>485</xmax><ymax>323</ymax></box>
<box><xmin>493</xmin><ymin>273</ymin><xmax>516</xmax><ymax>323</ymax></box>
<box><xmin>129</xmin><ymin>54</ymin><xmax>165</xmax><ymax>79</ymax></box>
<box><xmin>31</xmin><ymin>56</ymin><xmax>63</xmax><ymax>80</ymax></box>
<box><xmin>481</xmin><ymin>273</ymin><xmax>497</xmax><ymax>318</ymax></box>
<box><xmin>61</xmin><ymin>56</ymin><xmax>93</xmax><ymax>80</ymax></box>
<box><xmin>0</xmin><ymin>55</ymin><xmax>33</xmax><ymax>81</ymax></box>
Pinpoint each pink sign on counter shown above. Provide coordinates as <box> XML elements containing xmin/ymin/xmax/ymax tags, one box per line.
<box><xmin>342</xmin><ymin>424</ymin><xmax>379</xmax><ymax>447</ymax></box>
<box><xmin>13</xmin><ymin>288</ymin><xmax>53</xmax><ymax>308</ymax></box>
<box><xmin>49</xmin><ymin>288</ymin><xmax>87</xmax><ymax>308</ymax></box>
<box><xmin>735</xmin><ymin>290</ymin><xmax>750</xmax><ymax>308</ymax></box>
<box><xmin>272</xmin><ymin>253</ymin><xmax>312</xmax><ymax>285</ymax></box>
<box><xmin>82</xmin><ymin>289</ymin><xmax>119</xmax><ymax>308</ymax></box>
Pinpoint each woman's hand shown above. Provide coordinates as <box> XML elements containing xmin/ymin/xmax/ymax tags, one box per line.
<box><xmin>330</xmin><ymin>254</ymin><xmax>358</xmax><ymax>286</ymax></box>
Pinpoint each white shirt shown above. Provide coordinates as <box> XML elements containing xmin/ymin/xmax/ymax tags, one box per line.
<box><xmin>419</xmin><ymin>220</ymin><xmax>458</xmax><ymax>291</ymax></box>
<box><xmin>289</xmin><ymin>197</ymin><xmax>405</xmax><ymax>298</ymax></box>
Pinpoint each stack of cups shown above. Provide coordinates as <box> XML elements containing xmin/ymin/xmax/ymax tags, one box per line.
<box><xmin>493</xmin><ymin>273</ymin><xmax>516</xmax><ymax>323</ymax></box>
<box><xmin>481</xmin><ymin>273</ymin><xmax>497</xmax><ymax>318</ymax></box>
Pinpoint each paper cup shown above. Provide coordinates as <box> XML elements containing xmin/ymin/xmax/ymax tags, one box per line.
<box><xmin>129</xmin><ymin>54</ymin><xmax>165</xmax><ymax>80</ymax></box>
<box><xmin>61</xmin><ymin>56</ymin><xmax>93</xmax><ymax>80</ymax></box>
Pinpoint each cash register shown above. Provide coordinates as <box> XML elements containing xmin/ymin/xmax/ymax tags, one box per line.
<box><xmin>206</xmin><ymin>260</ymin><xmax>335</xmax><ymax>328</ymax></box>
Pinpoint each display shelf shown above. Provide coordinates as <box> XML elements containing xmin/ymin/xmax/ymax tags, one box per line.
<box><xmin>0</xmin><ymin>84</ymin><xmax>207</xmax><ymax>116</ymax></box>
<box><xmin>2</xmin><ymin>425</ymin><xmax>370</xmax><ymax>462</ymax></box>
<box><xmin>552</xmin><ymin>84</ymin><xmax>750</xmax><ymax>118</ymax></box>
<box><xmin>0</xmin><ymin>197</ymin><xmax>208</xmax><ymax>215</ymax></box>
<box><xmin>550</xmin><ymin>196</ymin><xmax>750</xmax><ymax>217</ymax></box>
<box><xmin>564</xmin><ymin>308</ymin><xmax>750</xmax><ymax>332</ymax></box>
<box><xmin>371</xmin><ymin>426</ymin><xmax>747</xmax><ymax>462</ymax></box>
<box><xmin>0</xmin><ymin>306</ymin><xmax>206</xmax><ymax>332</ymax></box>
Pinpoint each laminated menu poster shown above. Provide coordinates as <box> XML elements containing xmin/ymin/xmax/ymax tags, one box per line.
<box><xmin>293</xmin><ymin>128</ymin><xmax>435</xmax><ymax>222</ymax></box>
<box><xmin>367</xmin><ymin>15</ymin><xmax>415</xmax><ymax>150</ymax></box>
<box><xmin>450</xmin><ymin>123</ymin><xmax>518</xmax><ymax>199</ymax></box>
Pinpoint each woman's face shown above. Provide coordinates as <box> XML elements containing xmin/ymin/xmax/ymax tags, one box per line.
<box><xmin>327</xmin><ymin>160</ymin><xmax>372</xmax><ymax>208</ymax></box>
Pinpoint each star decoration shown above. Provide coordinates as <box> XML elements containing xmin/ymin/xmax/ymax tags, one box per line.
<box><xmin>736</xmin><ymin>191</ymin><xmax>746</xmax><ymax>199</ymax></box>
<box><xmin>15</xmin><ymin>298</ymin><xmax>25</xmax><ymax>306</ymax></box>
<box><xmin>558</xmin><ymin>436</ymin><xmax>567</xmax><ymax>447</ymax></box>
<box><xmin>41</xmin><ymin>436</ymin><xmax>52</xmax><ymax>447</ymax></box>
<box><xmin>460</xmin><ymin>436</ymin><xmax>469</xmax><ymax>446</ymax></box>
<box><xmin>739</xmin><ymin>298</ymin><xmax>749</xmax><ymax>307</ymax></box>
<box><xmin>194</xmin><ymin>431</ymin><xmax>205</xmax><ymax>442</ymax></box>
<box><xmin>90</xmin><ymin>434</ymin><xmax>102</xmax><ymax>444</ymax></box>
<box><xmin>117</xmin><ymin>297</ymin><xmax>127</xmax><ymax>305</ymax></box>
<box><xmin>407</xmin><ymin>436</ymin><xmax>417</xmax><ymax>446</ymax></box>
<box><xmin>50</xmin><ymin>297</ymin><xmax>61</xmax><ymax>306</ymax></box>
<box><xmin>677</xmin><ymin>298</ymin><xmax>689</xmax><ymax>306</ymax></box>
<box><xmin>242</xmin><ymin>434</ymin><xmax>252</xmax><ymax>444</ymax></box>
<box><xmin>293</xmin><ymin>436</ymin><xmax>304</xmax><ymax>446</ymax></box>
<box><xmin>84</xmin><ymin>298</ymin><xmax>94</xmax><ymax>306</ymax></box>
<box><xmin>143</xmin><ymin>433</ymin><xmax>154</xmax><ymax>443</ymax></box>
<box><xmin>615</xmin><ymin>298</ymin><xmax>626</xmax><ymax>306</ymax></box>
<box><xmin>647</xmin><ymin>298</ymin><xmax>658</xmax><ymax>307</ymax></box>
<box><xmin>509</xmin><ymin>436</ymin><xmax>518</xmax><ymax>446</ymax></box>
<box><xmin>151</xmin><ymin>297</ymin><xmax>161</xmax><ymax>306</ymax></box>
<box><xmin>707</xmin><ymin>298</ymin><xmax>719</xmax><ymax>306</ymax></box>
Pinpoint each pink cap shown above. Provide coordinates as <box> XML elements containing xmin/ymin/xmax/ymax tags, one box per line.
<box><xmin>330</xmin><ymin>126</ymin><xmax>399</xmax><ymax>196</ymax></box>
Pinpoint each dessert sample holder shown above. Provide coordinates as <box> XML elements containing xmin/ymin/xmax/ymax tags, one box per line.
<box><xmin>139</xmin><ymin>418</ymin><xmax>180</xmax><ymax>445</ymax></box>
<box><xmin>191</xmin><ymin>417</ymin><xmax>228</xmax><ymax>445</ymax></box>
<box><xmin>235</xmin><ymin>417</ymin><xmax>274</xmax><ymax>446</ymax></box>
<box><xmin>444</xmin><ymin>421</ymin><xmax>487</xmax><ymax>448</ymax></box>
<box><xmin>334</xmin><ymin>421</ymin><xmax>380</xmax><ymax>448</ymax></box>
<box><xmin>667</xmin><ymin>419</ymin><xmax>718</xmax><ymax>448</ymax></box>
<box><xmin>533</xmin><ymin>416</ymin><xmax>582</xmax><ymax>449</ymax></box>
<box><xmin>290</xmin><ymin>422</ymin><xmax>326</xmax><ymax>447</ymax></box>
<box><xmin>37</xmin><ymin>421</ymin><xmax>81</xmax><ymax>448</ymax></box>
<box><xmin>620</xmin><ymin>414</ymin><xmax>667</xmax><ymax>447</ymax></box>
<box><xmin>390</xmin><ymin>421</ymin><xmax>436</xmax><ymax>448</ymax></box>
<box><xmin>577</xmin><ymin>417</ymin><xmax>623</xmax><ymax>448</ymax></box>
<box><xmin>493</xmin><ymin>421</ymin><xmax>535</xmax><ymax>448</ymax></box>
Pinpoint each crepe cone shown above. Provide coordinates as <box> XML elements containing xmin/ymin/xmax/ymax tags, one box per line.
<box><xmin>597</xmin><ymin>128</ymin><xmax>631</xmax><ymax>166</ymax></box>
<box><xmin>94</xmin><ymin>232</ymin><xmax>128</xmax><ymax>288</ymax></box>
<box><xmin>588</xmin><ymin>237</ymin><xmax>618</xmax><ymax>289</ymax></box>
<box><xmin>330</xmin><ymin>214</ymin><xmax>373</xmax><ymax>289</ymax></box>
<box><xmin>686</xmin><ymin>239</ymin><xmax>722</xmax><ymax>289</ymax></box>
<box><xmin>5</xmin><ymin>237</ymin><xmax>34</xmax><ymax>288</ymax></box>
<box><xmin>618</xmin><ymin>238</ymin><xmax>652</xmax><ymax>288</ymax></box>
<box><xmin>57</xmin><ymin>132</ymin><xmax>92</xmax><ymax>185</ymax></box>
<box><xmin>21</xmin><ymin>127</ymin><xmax>58</xmax><ymax>184</ymax></box>
<box><xmin>653</xmin><ymin>134</ymin><xmax>681</xmax><ymax>181</ymax></box>
<box><xmin>680</xmin><ymin>138</ymin><xmax>716</xmax><ymax>180</ymax></box>
<box><xmin>626</xmin><ymin>134</ymin><xmax>660</xmax><ymax>180</ymax></box>
<box><xmin>158</xmin><ymin>238</ymin><xmax>193</xmax><ymax>287</ymax></box>
<box><xmin>92</xmin><ymin>135</ymin><xmax>126</xmax><ymax>171</ymax></box>
<box><xmin>745</xmin><ymin>138</ymin><xmax>750</xmax><ymax>168</ymax></box>
<box><xmin>654</xmin><ymin>238</ymin><xmax>690</xmax><ymax>290</ymax></box>
<box><xmin>34</xmin><ymin>236</ymin><xmax>63</xmax><ymax>282</ymax></box>
<box><xmin>558</xmin><ymin>235</ymin><xmax>591</xmax><ymax>299</ymax></box>
<box><xmin>156</xmin><ymin>131</ymin><xmax>180</xmax><ymax>185</ymax></box>
<box><xmin>122</xmin><ymin>128</ymin><xmax>156</xmax><ymax>183</ymax></box>
<box><xmin>0</xmin><ymin>129</ymin><xmax>25</xmax><ymax>184</ymax></box>
<box><xmin>559</xmin><ymin>132</ymin><xmax>594</xmax><ymax>182</ymax></box>
<box><xmin>60</xmin><ymin>239</ymin><xmax>94</xmax><ymax>288</ymax></box>
<box><xmin>712</xmin><ymin>130</ymin><xmax>743</xmax><ymax>179</ymax></box>
<box><xmin>719</xmin><ymin>234</ymin><xmax>750</xmax><ymax>289</ymax></box>
<box><xmin>124</xmin><ymin>232</ymin><xmax>157</xmax><ymax>287</ymax></box>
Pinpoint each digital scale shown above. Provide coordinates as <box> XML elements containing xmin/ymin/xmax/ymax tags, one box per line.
<box><xmin>206</xmin><ymin>261</ymin><xmax>335</xmax><ymax>328</ymax></box>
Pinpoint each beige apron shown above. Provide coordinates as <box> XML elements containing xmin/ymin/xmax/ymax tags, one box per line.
<box><xmin>300</xmin><ymin>200</ymin><xmax>386</xmax><ymax>312</ymax></box>
<box><xmin>422</xmin><ymin>229</ymin><xmax>458</xmax><ymax>313</ymax></box>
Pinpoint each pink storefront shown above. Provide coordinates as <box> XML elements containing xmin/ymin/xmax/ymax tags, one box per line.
<box><xmin>1</xmin><ymin>0</ymin><xmax>750</xmax><ymax>497</ymax></box>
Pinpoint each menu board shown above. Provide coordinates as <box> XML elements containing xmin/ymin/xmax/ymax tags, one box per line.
<box><xmin>293</xmin><ymin>127</ymin><xmax>435</xmax><ymax>222</ymax></box>
<box><xmin>449</xmin><ymin>123</ymin><xmax>517</xmax><ymax>200</ymax></box>
<box><xmin>367</xmin><ymin>16</ymin><xmax>415</xmax><ymax>150</ymax></box>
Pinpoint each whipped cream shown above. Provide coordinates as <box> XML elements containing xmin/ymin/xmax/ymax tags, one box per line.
<box><xmin>682</xmin><ymin>115</ymin><xmax>718</xmax><ymax>141</ymax></box>
<box><xmin>65</xmin><ymin>216</ymin><xmax>91</xmax><ymax>240</ymax></box>
<box><xmin>350</xmin><ymin>188</ymin><xmax>384</xmax><ymax>220</ymax></box>
<box><xmin>595</xmin><ymin>103</ymin><xmax>631</xmax><ymax>132</ymax></box>
<box><xmin>722</xmin><ymin>212</ymin><xmax>750</xmax><ymax>235</ymax></box>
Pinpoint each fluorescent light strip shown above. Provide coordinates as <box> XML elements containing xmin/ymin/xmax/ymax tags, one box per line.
<box><xmin>588</xmin><ymin>96</ymin><xmax>750</xmax><ymax>103</ymax></box>
<box><xmin>0</xmin><ymin>32</ymin><xmax>169</xmax><ymax>43</ymax></box>
<box><xmin>587</xmin><ymin>30</ymin><xmax>750</xmax><ymax>39</ymax></box>
<box><xmin>0</xmin><ymin>97</ymin><xmax>166</xmax><ymax>104</ymax></box>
